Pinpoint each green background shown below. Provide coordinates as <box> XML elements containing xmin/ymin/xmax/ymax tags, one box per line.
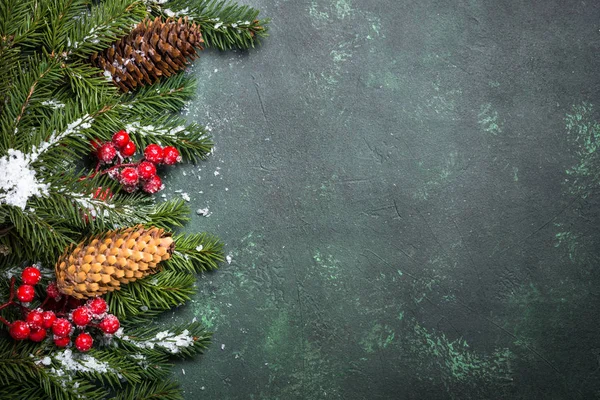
<box><xmin>167</xmin><ymin>1</ymin><xmax>600</xmax><ymax>398</ymax></box>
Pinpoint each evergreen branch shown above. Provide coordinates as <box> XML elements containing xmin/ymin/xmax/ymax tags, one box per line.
<box><xmin>114</xmin><ymin>380</ymin><xmax>184</xmax><ymax>400</ymax></box>
<box><xmin>69</xmin><ymin>0</ymin><xmax>148</xmax><ymax>58</ymax></box>
<box><xmin>116</xmin><ymin>320</ymin><xmax>211</xmax><ymax>358</ymax></box>
<box><xmin>153</xmin><ymin>0</ymin><xmax>269</xmax><ymax>50</ymax></box>
<box><xmin>42</xmin><ymin>0</ymin><xmax>88</xmax><ymax>54</ymax></box>
<box><xmin>147</xmin><ymin>198</ymin><xmax>191</xmax><ymax>229</ymax></box>
<box><xmin>117</xmin><ymin>73</ymin><xmax>197</xmax><ymax>117</ymax></box>
<box><xmin>125</xmin><ymin>117</ymin><xmax>214</xmax><ymax>163</ymax></box>
<box><xmin>0</xmin><ymin>55</ymin><xmax>62</xmax><ymax>144</ymax></box>
<box><xmin>106</xmin><ymin>270</ymin><xmax>196</xmax><ymax>320</ymax></box>
<box><xmin>166</xmin><ymin>232</ymin><xmax>223</xmax><ymax>273</ymax></box>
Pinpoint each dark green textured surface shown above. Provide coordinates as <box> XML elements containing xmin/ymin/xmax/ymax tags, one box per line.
<box><xmin>167</xmin><ymin>1</ymin><xmax>600</xmax><ymax>398</ymax></box>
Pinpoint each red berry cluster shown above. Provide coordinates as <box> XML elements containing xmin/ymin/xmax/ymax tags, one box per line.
<box><xmin>90</xmin><ymin>130</ymin><xmax>181</xmax><ymax>194</ymax></box>
<box><xmin>1</xmin><ymin>268</ymin><xmax>121</xmax><ymax>352</ymax></box>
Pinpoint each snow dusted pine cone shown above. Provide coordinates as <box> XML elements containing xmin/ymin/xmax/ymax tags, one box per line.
<box><xmin>55</xmin><ymin>226</ymin><xmax>174</xmax><ymax>299</ymax></box>
<box><xmin>90</xmin><ymin>17</ymin><xmax>204</xmax><ymax>92</ymax></box>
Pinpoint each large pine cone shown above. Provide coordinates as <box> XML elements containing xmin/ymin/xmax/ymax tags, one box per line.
<box><xmin>55</xmin><ymin>226</ymin><xmax>174</xmax><ymax>299</ymax></box>
<box><xmin>90</xmin><ymin>17</ymin><xmax>204</xmax><ymax>92</ymax></box>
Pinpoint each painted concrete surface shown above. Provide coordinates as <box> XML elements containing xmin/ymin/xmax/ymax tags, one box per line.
<box><xmin>165</xmin><ymin>1</ymin><xmax>600</xmax><ymax>398</ymax></box>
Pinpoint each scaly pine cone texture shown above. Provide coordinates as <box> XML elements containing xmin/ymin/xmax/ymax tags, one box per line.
<box><xmin>55</xmin><ymin>226</ymin><xmax>175</xmax><ymax>299</ymax></box>
<box><xmin>90</xmin><ymin>17</ymin><xmax>204</xmax><ymax>92</ymax></box>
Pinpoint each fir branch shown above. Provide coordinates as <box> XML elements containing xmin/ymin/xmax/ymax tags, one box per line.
<box><xmin>153</xmin><ymin>0</ymin><xmax>269</xmax><ymax>50</ymax></box>
<box><xmin>114</xmin><ymin>379</ymin><xmax>184</xmax><ymax>400</ymax></box>
<box><xmin>147</xmin><ymin>198</ymin><xmax>191</xmax><ymax>229</ymax></box>
<box><xmin>106</xmin><ymin>270</ymin><xmax>196</xmax><ymax>320</ymax></box>
<box><xmin>116</xmin><ymin>320</ymin><xmax>211</xmax><ymax>358</ymax></box>
<box><xmin>167</xmin><ymin>232</ymin><xmax>223</xmax><ymax>273</ymax></box>
<box><xmin>68</xmin><ymin>0</ymin><xmax>148</xmax><ymax>58</ymax></box>
<box><xmin>126</xmin><ymin>118</ymin><xmax>214</xmax><ymax>163</ymax></box>
<box><xmin>117</xmin><ymin>73</ymin><xmax>197</xmax><ymax>117</ymax></box>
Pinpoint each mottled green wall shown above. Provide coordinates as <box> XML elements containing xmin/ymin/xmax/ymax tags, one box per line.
<box><xmin>161</xmin><ymin>1</ymin><xmax>600</xmax><ymax>398</ymax></box>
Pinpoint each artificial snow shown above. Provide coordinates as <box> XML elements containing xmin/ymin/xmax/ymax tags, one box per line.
<box><xmin>181</xmin><ymin>192</ymin><xmax>191</xmax><ymax>201</ymax></box>
<box><xmin>196</xmin><ymin>207</ymin><xmax>211</xmax><ymax>217</ymax></box>
<box><xmin>195</xmin><ymin>245</ymin><xmax>203</xmax><ymax>252</ymax></box>
<box><xmin>121</xmin><ymin>329</ymin><xmax>195</xmax><ymax>354</ymax></box>
<box><xmin>226</xmin><ymin>255</ymin><xmax>233</xmax><ymax>264</ymax></box>
<box><xmin>41</xmin><ymin>99</ymin><xmax>66</xmax><ymax>109</ymax></box>
<box><xmin>125</xmin><ymin>122</ymin><xmax>186</xmax><ymax>137</ymax></box>
<box><xmin>0</xmin><ymin>149</ymin><xmax>49</xmax><ymax>209</ymax></box>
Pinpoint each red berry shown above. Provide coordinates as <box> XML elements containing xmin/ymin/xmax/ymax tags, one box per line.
<box><xmin>112</xmin><ymin>130</ymin><xmax>130</xmax><ymax>149</ymax></box>
<box><xmin>121</xmin><ymin>141</ymin><xmax>137</xmax><ymax>157</ymax></box>
<box><xmin>162</xmin><ymin>146</ymin><xmax>181</xmax><ymax>165</ymax></box>
<box><xmin>46</xmin><ymin>282</ymin><xmax>60</xmax><ymax>299</ymax></box>
<box><xmin>119</xmin><ymin>167</ymin><xmax>139</xmax><ymax>187</ymax></box>
<box><xmin>22</xmin><ymin>266</ymin><xmax>41</xmax><ymax>285</ymax></box>
<box><xmin>87</xmin><ymin>298</ymin><xmax>108</xmax><ymax>316</ymax></box>
<box><xmin>99</xmin><ymin>314</ymin><xmax>120</xmax><ymax>334</ymax></box>
<box><xmin>17</xmin><ymin>284</ymin><xmax>35</xmax><ymax>302</ymax></box>
<box><xmin>97</xmin><ymin>142</ymin><xmax>117</xmax><ymax>163</ymax></box>
<box><xmin>93</xmin><ymin>187</ymin><xmax>113</xmax><ymax>201</ymax></box>
<box><xmin>75</xmin><ymin>333</ymin><xmax>93</xmax><ymax>352</ymax></box>
<box><xmin>26</xmin><ymin>309</ymin><xmax>44</xmax><ymax>328</ymax></box>
<box><xmin>71</xmin><ymin>306</ymin><xmax>92</xmax><ymax>327</ymax></box>
<box><xmin>142</xmin><ymin>175</ymin><xmax>163</xmax><ymax>194</ymax></box>
<box><xmin>42</xmin><ymin>311</ymin><xmax>57</xmax><ymax>329</ymax></box>
<box><xmin>54</xmin><ymin>336</ymin><xmax>70</xmax><ymax>348</ymax></box>
<box><xmin>9</xmin><ymin>321</ymin><xmax>30</xmax><ymax>340</ymax></box>
<box><xmin>144</xmin><ymin>144</ymin><xmax>163</xmax><ymax>164</ymax></box>
<box><xmin>29</xmin><ymin>327</ymin><xmax>47</xmax><ymax>342</ymax></box>
<box><xmin>137</xmin><ymin>161</ymin><xmax>157</xmax><ymax>180</ymax></box>
<box><xmin>52</xmin><ymin>318</ymin><xmax>73</xmax><ymax>337</ymax></box>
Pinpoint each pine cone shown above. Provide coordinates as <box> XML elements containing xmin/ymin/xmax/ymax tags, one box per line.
<box><xmin>55</xmin><ymin>226</ymin><xmax>175</xmax><ymax>299</ymax></box>
<box><xmin>90</xmin><ymin>17</ymin><xmax>204</xmax><ymax>92</ymax></box>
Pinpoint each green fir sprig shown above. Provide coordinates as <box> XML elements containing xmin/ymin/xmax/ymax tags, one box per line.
<box><xmin>0</xmin><ymin>0</ymin><xmax>267</xmax><ymax>398</ymax></box>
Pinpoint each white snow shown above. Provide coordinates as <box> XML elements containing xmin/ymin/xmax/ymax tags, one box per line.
<box><xmin>196</xmin><ymin>207</ymin><xmax>211</xmax><ymax>217</ymax></box>
<box><xmin>120</xmin><ymin>329</ymin><xmax>195</xmax><ymax>354</ymax></box>
<box><xmin>181</xmin><ymin>192</ymin><xmax>190</xmax><ymax>201</ymax></box>
<box><xmin>226</xmin><ymin>255</ymin><xmax>233</xmax><ymax>264</ymax></box>
<box><xmin>0</xmin><ymin>149</ymin><xmax>49</xmax><ymax>209</ymax></box>
<box><xmin>125</xmin><ymin>122</ymin><xmax>186</xmax><ymax>137</ymax></box>
<box><xmin>41</xmin><ymin>99</ymin><xmax>66</xmax><ymax>109</ymax></box>
<box><xmin>195</xmin><ymin>245</ymin><xmax>203</xmax><ymax>252</ymax></box>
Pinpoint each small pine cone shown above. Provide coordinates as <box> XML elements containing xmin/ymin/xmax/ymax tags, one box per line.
<box><xmin>55</xmin><ymin>226</ymin><xmax>175</xmax><ymax>299</ymax></box>
<box><xmin>91</xmin><ymin>17</ymin><xmax>204</xmax><ymax>92</ymax></box>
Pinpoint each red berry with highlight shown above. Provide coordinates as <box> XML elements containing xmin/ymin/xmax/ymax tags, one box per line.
<box><xmin>121</xmin><ymin>141</ymin><xmax>136</xmax><ymax>157</ymax></box>
<box><xmin>119</xmin><ymin>167</ymin><xmax>139</xmax><ymax>187</ymax></box>
<box><xmin>142</xmin><ymin>174</ymin><xmax>163</xmax><ymax>194</ymax></box>
<box><xmin>97</xmin><ymin>143</ymin><xmax>117</xmax><ymax>163</ymax></box>
<box><xmin>29</xmin><ymin>327</ymin><xmax>47</xmax><ymax>342</ymax></box>
<box><xmin>42</xmin><ymin>311</ymin><xmax>56</xmax><ymax>329</ymax></box>
<box><xmin>162</xmin><ymin>146</ymin><xmax>181</xmax><ymax>165</ymax></box>
<box><xmin>22</xmin><ymin>266</ymin><xmax>41</xmax><ymax>285</ymax></box>
<box><xmin>10</xmin><ymin>321</ymin><xmax>30</xmax><ymax>340</ymax></box>
<box><xmin>112</xmin><ymin>130</ymin><xmax>130</xmax><ymax>149</ymax></box>
<box><xmin>52</xmin><ymin>318</ymin><xmax>73</xmax><ymax>337</ymax></box>
<box><xmin>46</xmin><ymin>282</ymin><xmax>60</xmax><ymax>299</ymax></box>
<box><xmin>54</xmin><ymin>336</ymin><xmax>70</xmax><ymax>348</ymax></box>
<box><xmin>144</xmin><ymin>144</ymin><xmax>163</xmax><ymax>164</ymax></box>
<box><xmin>75</xmin><ymin>333</ymin><xmax>93</xmax><ymax>352</ymax></box>
<box><xmin>87</xmin><ymin>298</ymin><xmax>107</xmax><ymax>315</ymax></box>
<box><xmin>137</xmin><ymin>161</ymin><xmax>157</xmax><ymax>180</ymax></box>
<box><xmin>17</xmin><ymin>284</ymin><xmax>35</xmax><ymax>302</ymax></box>
<box><xmin>26</xmin><ymin>309</ymin><xmax>44</xmax><ymax>328</ymax></box>
<box><xmin>71</xmin><ymin>306</ymin><xmax>92</xmax><ymax>327</ymax></box>
<box><xmin>99</xmin><ymin>314</ymin><xmax>120</xmax><ymax>334</ymax></box>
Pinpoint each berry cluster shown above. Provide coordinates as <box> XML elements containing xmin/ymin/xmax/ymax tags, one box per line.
<box><xmin>1</xmin><ymin>267</ymin><xmax>120</xmax><ymax>352</ymax></box>
<box><xmin>90</xmin><ymin>130</ymin><xmax>182</xmax><ymax>194</ymax></box>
